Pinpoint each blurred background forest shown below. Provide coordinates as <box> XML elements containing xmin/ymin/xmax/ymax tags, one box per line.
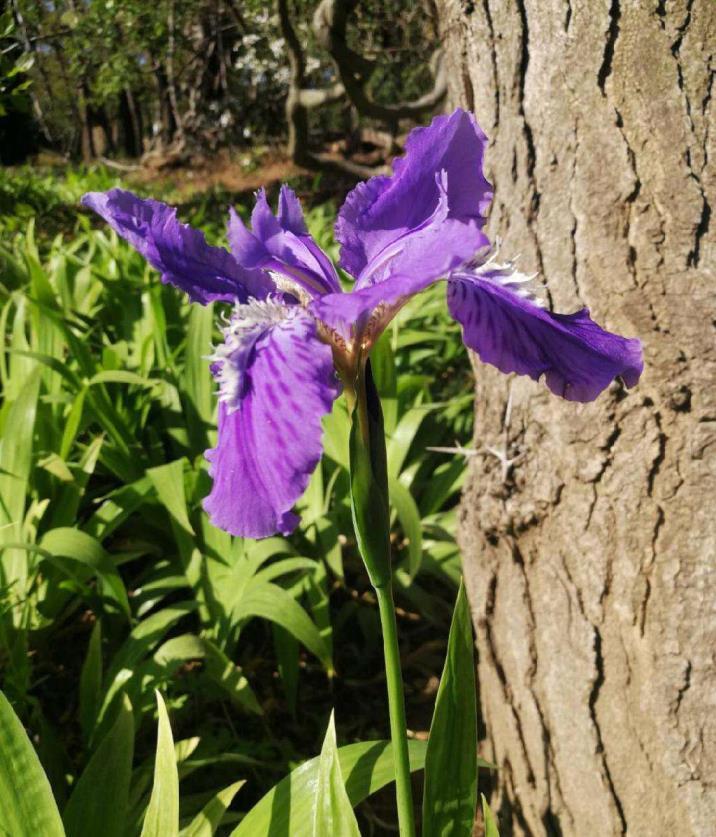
<box><xmin>1</xmin><ymin>0</ymin><xmax>442</xmax><ymax>169</ymax></box>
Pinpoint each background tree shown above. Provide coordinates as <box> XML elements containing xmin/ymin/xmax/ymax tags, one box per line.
<box><xmin>0</xmin><ymin>8</ymin><xmax>39</xmax><ymax>163</ymax></box>
<box><xmin>7</xmin><ymin>0</ymin><xmax>443</xmax><ymax>166</ymax></box>
<box><xmin>437</xmin><ymin>0</ymin><xmax>715</xmax><ymax>834</ymax></box>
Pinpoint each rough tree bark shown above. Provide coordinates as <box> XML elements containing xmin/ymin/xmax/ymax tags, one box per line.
<box><xmin>437</xmin><ymin>1</ymin><xmax>714</xmax><ymax>835</ymax></box>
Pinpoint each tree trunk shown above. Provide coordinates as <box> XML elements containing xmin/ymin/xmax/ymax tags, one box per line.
<box><xmin>154</xmin><ymin>66</ymin><xmax>178</xmax><ymax>147</ymax></box>
<box><xmin>437</xmin><ymin>1</ymin><xmax>715</xmax><ymax>835</ymax></box>
<box><xmin>119</xmin><ymin>89</ymin><xmax>144</xmax><ymax>157</ymax></box>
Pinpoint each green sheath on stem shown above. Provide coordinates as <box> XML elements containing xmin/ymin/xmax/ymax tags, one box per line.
<box><xmin>348</xmin><ymin>360</ymin><xmax>392</xmax><ymax>590</ymax></box>
<box><xmin>348</xmin><ymin>360</ymin><xmax>416</xmax><ymax>837</ymax></box>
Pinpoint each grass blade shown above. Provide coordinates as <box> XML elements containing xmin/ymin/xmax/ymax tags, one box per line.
<box><xmin>40</xmin><ymin>528</ymin><xmax>130</xmax><ymax>618</ymax></box>
<box><xmin>0</xmin><ymin>366</ymin><xmax>40</xmax><ymax>611</ymax></box>
<box><xmin>63</xmin><ymin>695</ymin><xmax>134</xmax><ymax>837</ymax></box>
<box><xmin>389</xmin><ymin>476</ymin><xmax>423</xmax><ymax>579</ymax></box>
<box><xmin>78</xmin><ymin>620</ymin><xmax>102</xmax><ymax>743</ymax></box>
<box><xmin>0</xmin><ymin>690</ymin><xmax>65</xmax><ymax>837</ymax></box>
<box><xmin>180</xmin><ymin>780</ymin><xmax>244</xmax><ymax>837</ymax></box>
<box><xmin>147</xmin><ymin>459</ymin><xmax>195</xmax><ymax>535</ymax></box>
<box><xmin>422</xmin><ymin>581</ymin><xmax>477</xmax><ymax>837</ymax></box>
<box><xmin>153</xmin><ymin>634</ymin><xmax>262</xmax><ymax>715</ymax></box>
<box><xmin>232</xmin><ymin>583</ymin><xmax>332</xmax><ymax>673</ymax></box>
<box><xmin>140</xmin><ymin>691</ymin><xmax>179</xmax><ymax>837</ymax></box>
<box><xmin>481</xmin><ymin>794</ymin><xmax>500</xmax><ymax>837</ymax></box>
<box><xmin>232</xmin><ymin>739</ymin><xmax>427</xmax><ymax>837</ymax></box>
<box><xmin>312</xmin><ymin>712</ymin><xmax>360</xmax><ymax>837</ymax></box>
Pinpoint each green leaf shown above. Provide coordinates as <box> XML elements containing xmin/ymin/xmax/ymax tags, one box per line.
<box><xmin>141</xmin><ymin>691</ymin><xmax>179</xmax><ymax>837</ymax></box>
<box><xmin>0</xmin><ymin>690</ymin><xmax>65</xmax><ymax>837</ymax></box>
<box><xmin>78</xmin><ymin>620</ymin><xmax>102</xmax><ymax>743</ymax></box>
<box><xmin>180</xmin><ymin>780</ymin><xmax>244</xmax><ymax>837</ymax></box>
<box><xmin>481</xmin><ymin>794</ymin><xmax>500</xmax><ymax>837</ymax></box>
<box><xmin>153</xmin><ymin>634</ymin><xmax>261</xmax><ymax>715</ymax></box>
<box><xmin>312</xmin><ymin>712</ymin><xmax>360</xmax><ymax>837</ymax></box>
<box><xmin>232</xmin><ymin>739</ymin><xmax>427</xmax><ymax>837</ymax></box>
<box><xmin>39</xmin><ymin>528</ymin><xmax>130</xmax><ymax>618</ymax></box>
<box><xmin>388</xmin><ymin>476</ymin><xmax>423</xmax><ymax>579</ymax></box>
<box><xmin>147</xmin><ymin>459</ymin><xmax>195</xmax><ymax>535</ymax></box>
<box><xmin>98</xmin><ymin>602</ymin><xmax>198</xmax><ymax>728</ymax></box>
<box><xmin>233</xmin><ymin>583</ymin><xmax>332</xmax><ymax>673</ymax></box>
<box><xmin>84</xmin><ymin>476</ymin><xmax>153</xmax><ymax>539</ymax></box>
<box><xmin>305</xmin><ymin>561</ymin><xmax>333</xmax><ymax>661</ymax></box>
<box><xmin>370</xmin><ymin>332</ymin><xmax>397</xmax><ymax>434</ymax></box>
<box><xmin>348</xmin><ymin>362</ymin><xmax>391</xmax><ymax>589</ymax></box>
<box><xmin>422</xmin><ymin>581</ymin><xmax>477</xmax><ymax>837</ymax></box>
<box><xmin>89</xmin><ymin>370</ymin><xmax>156</xmax><ymax>387</ymax></box>
<box><xmin>183</xmin><ymin>303</ymin><xmax>214</xmax><ymax>451</ymax></box>
<box><xmin>201</xmin><ymin>637</ymin><xmax>263</xmax><ymax>715</ymax></box>
<box><xmin>59</xmin><ymin>387</ymin><xmax>88</xmax><ymax>460</ymax></box>
<box><xmin>63</xmin><ymin>695</ymin><xmax>134</xmax><ymax>837</ymax></box>
<box><xmin>387</xmin><ymin>406</ymin><xmax>432</xmax><ymax>478</ymax></box>
<box><xmin>252</xmin><ymin>556</ymin><xmax>317</xmax><ymax>586</ymax></box>
<box><xmin>272</xmin><ymin>625</ymin><xmax>299</xmax><ymax>715</ymax></box>
<box><xmin>0</xmin><ymin>367</ymin><xmax>40</xmax><ymax>611</ymax></box>
<box><xmin>321</xmin><ymin>399</ymin><xmax>350</xmax><ymax>470</ymax></box>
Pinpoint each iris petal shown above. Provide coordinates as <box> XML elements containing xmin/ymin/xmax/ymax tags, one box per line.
<box><xmin>227</xmin><ymin>189</ymin><xmax>341</xmax><ymax>296</ymax></box>
<box><xmin>336</xmin><ymin>109</ymin><xmax>492</xmax><ymax>283</ymax></box>
<box><xmin>278</xmin><ymin>184</ymin><xmax>309</xmax><ymax>235</ymax></box>
<box><xmin>447</xmin><ymin>273</ymin><xmax>644</xmax><ymax>402</ymax></box>
<box><xmin>311</xmin><ymin>219</ymin><xmax>487</xmax><ymax>342</ymax></box>
<box><xmin>204</xmin><ymin>305</ymin><xmax>340</xmax><ymax>538</ymax></box>
<box><xmin>81</xmin><ymin>189</ymin><xmax>268</xmax><ymax>304</ymax></box>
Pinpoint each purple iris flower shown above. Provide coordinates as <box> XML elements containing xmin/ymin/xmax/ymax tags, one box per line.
<box><xmin>82</xmin><ymin>109</ymin><xmax>643</xmax><ymax>539</ymax></box>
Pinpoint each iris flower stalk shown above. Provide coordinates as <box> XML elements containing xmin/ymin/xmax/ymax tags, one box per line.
<box><xmin>83</xmin><ymin>109</ymin><xmax>643</xmax><ymax>835</ymax></box>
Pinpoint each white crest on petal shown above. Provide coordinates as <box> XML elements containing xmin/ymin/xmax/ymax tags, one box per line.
<box><xmin>208</xmin><ymin>297</ymin><xmax>299</xmax><ymax>411</ymax></box>
<box><xmin>269</xmin><ymin>270</ymin><xmax>312</xmax><ymax>304</ymax></box>
<box><xmin>456</xmin><ymin>240</ymin><xmax>548</xmax><ymax>308</ymax></box>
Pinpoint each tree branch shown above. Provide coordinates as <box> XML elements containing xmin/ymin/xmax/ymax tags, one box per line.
<box><xmin>313</xmin><ymin>0</ymin><xmax>446</xmax><ymax>121</ymax></box>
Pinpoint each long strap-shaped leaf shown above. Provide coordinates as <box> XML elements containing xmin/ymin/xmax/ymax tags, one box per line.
<box><xmin>180</xmin><ymin>780</ymin><xmax>245</xmax><ymax>837</ymax></box>
<box><xmin>232</xmin><ymin>739</ymin><xmax>427</xmax><ymax>836</ymax></box>
<box><xmin>141</xmin><ymin>691</ymin><xmax>179</xmax><ymax>837</ymax></box>
<box><xmin>312</xmin><ymin>712</ymin><xmax>360</xmax><ymax>837</ymax></box>
<box><xmin>422</xmin><ymin>580</ymin><xmax>477</xmax><ymax>836</ymax></box>
<box><xmin>0</xmin><ymin>690</ymin><xmax>65</xmax><ymax>837</ymax></box>
<box><xmin>63</xmin><ymin>694</ymin><xmax>134</xmax><ymax>837</ymax></box>
<box><xmin>481</xmin><ymin>794</ymin><xmax>501</xmax><ymax>836</ymax></box>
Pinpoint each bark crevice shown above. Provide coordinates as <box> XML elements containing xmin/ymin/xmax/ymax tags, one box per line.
<box><xmin>587</xmin><ymin>626</ymin><xmax>628</xmax><ymax>835</ymax></box>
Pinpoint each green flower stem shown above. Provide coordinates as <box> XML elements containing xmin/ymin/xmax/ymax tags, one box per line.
<box><xmin>375</xmin><ymin>581</ymin><xmax>417</xmax><ymax>837</ymax></box>
<box><xmin>347</xmin><ymin>359</ymin><xmax>416</xmax><ymax>836</ymax></box>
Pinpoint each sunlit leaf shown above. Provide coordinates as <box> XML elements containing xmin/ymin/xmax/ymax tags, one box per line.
<box><xmin>180</xmin><ymin>780</ymin><xmax>245</xmax><ymax>837</ymax></box>
<box><xmin>422</xmin><ymin>581</ymin><xmax>477</xmax><ymax>837</ymax></box>
<box><xmin>63</xmin><ymin>695</ymin><xmax>134</xmax><ymax>837</ymax></box>
<box><xmin>0</xmin><ymin>690</ymin><xmax>64</xmax><ymax>837</ymax></box>
<box><xmin>232</xmin><ymin>739</ymin><xmax>427</xmax><ymax>836</ymax></box>
<box><xmin>140</xmin><ymin>691</ymin><xmax>179</xmax><ymax>837</ymax></box>
<box><xmin>481</xmin><ymin>794</ymin><xmax>500</xmax><ymax>837</ymax></box>
<box><xmin>312</xmin><ymin>712</ymin><xmax>360</xmax><ymax>836</ymax></box>
<box><xmin>147</xmin><ymin>459</ymin><xmax>195</xmax><ymax>535</ymax></box>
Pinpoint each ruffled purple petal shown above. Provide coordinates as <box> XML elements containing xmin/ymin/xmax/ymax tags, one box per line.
<box><xmin>311</xmin><ymin>219</ymin><xmax>487</xmax><ymax>341</ymax></box>
<box><xmin>227</xmin><ymin>188</ymin><xmax>341</xmax><ymax>296</ymax></box>
<box><xmin>336</xmin><ymin>108</ymin><xmax>492</xmax><ymax>283</ymax></box>
<box><xmin>204</xmin><ymin>306</ymin><xmax>340</xmax><ymax>538</ymax></box>
<box><xmin>278</xmin><ymin>184</ymin><xmax>308</xmax><ymax>235</ymax></box>
<box><xmin>447</xmin><ymin>274</ymin><xmax>644</xmax><ymax>402</ymax></box>
<box><xmin>81</xmin><ymin>189</ymin><xmax>268</xmax><ymax>304</ymax></box>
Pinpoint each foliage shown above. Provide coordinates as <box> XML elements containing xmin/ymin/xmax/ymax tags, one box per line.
<box><xmin>0</xmin><ymin>166</ymin><xmax>493</xmax><ymax>832</ymax></box>
<box><xmin>9</xmin><ymin>0</ymin><xmax>439</xmax><ymax>161</ymax></box>
<box><xmin>0</xmin><ymin>11</ymin><xmax>33</xmax><ymax>119</ymax></box>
